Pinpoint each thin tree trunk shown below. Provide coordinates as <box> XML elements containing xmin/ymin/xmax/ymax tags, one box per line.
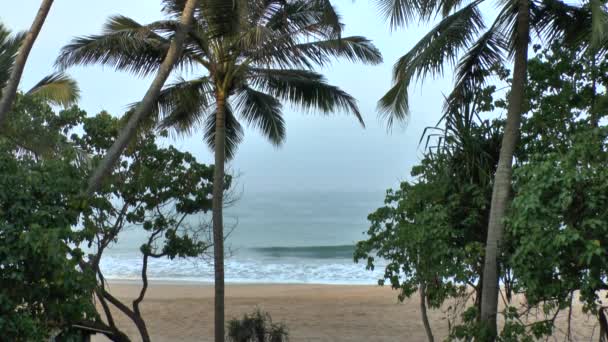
<box><xmin>0</xmin><ymin>0</ymin><xmax>54</xmax><ymax>126</ymax></box>
<box><xmin>132</xmin><ymin>253</ymin><xmax>151</xmax><ymax>342</ymax></box>
<box><xmin>84</xmin><ymin>0</ymin><xmax>198</xmax><ymax>196</ymax></box>
<box><xmin>419</xmin><ymin>282</ymin><xmax>434</xmax><ymax>342</ymax></box>
<box><xmin>100</xmin><ymin>289</ymin><xmax>143</xmax><ymax>338</ymax></box>
<box><xmin>475</xmin><ymin>276</ymin><xmax>483</xmax><ymax>322</ymax></box>
<box><xmin>96</xmin><ymin>290</ymin><xmax>117</xmax><ymax>330</ymax></box>
<box><xmin>94</xmin><ymin>290</ymin><xmax>131</xmax><ymax>342</ymax></box>
<box><xmin>600</xmin><ymin>307</ymin><xmax>608</xmax><ymax>342</ymax></box>
<box><xmin>213</xmin><ymin>94</ymin><xmax>227</xmax><ymax>342</ymax></box>
<box><xmin>479</xmin><ymin>0</ymin><xmax>530</xmax><ymax>338</ymax></box>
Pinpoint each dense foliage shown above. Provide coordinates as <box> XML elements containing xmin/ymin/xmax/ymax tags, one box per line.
<box><xmin>358</xmin><ymin>42</ymin><xmax>608</xmax><ymax>340</ymax></box>
<box><xmin>0</xmin><ymin>96</ymin><xmax>94</xmax><ymax>340</ymax></box>
<box><xmin>355</xmin><ymin>81</ymin><xmax>503</xmax><ymax>319</ymax></box>
<box><xmin>507</xmin><ymin>43</ymin><xmax>608</xmax><ymax>323</ymax></box>
<box><xmin>0</xmin><ymin>95</ymin><xmax>224</xmax><ymax>341</ymax></box>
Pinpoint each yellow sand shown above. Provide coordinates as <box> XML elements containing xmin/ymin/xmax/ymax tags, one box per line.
<box><xmin>91</xmin><ymin>282</ymin><xmax>599</xmax><ymax>341</ymax></box>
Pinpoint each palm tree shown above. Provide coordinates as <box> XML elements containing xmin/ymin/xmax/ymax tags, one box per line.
<box><xmin>374</xmin><ymin>0</ymin><xmax>608</xmax><ymax>337</ymax></box>
<box><xmin>80</xmin><ymin>0</ymin><xmax>200</xmax><ymax>196</ymax></box>
<box><xmin>57</xmin><ymin>1</ymin><xmax>382</xmax><ymax>340</ymax></box>
<box><xmin>0</xmin><ymin>23</ymin><xmax>79</xmax><ymax>108</ymax></box>
<box><xmin>0</xmin><ymin>0</ymin><xmax>55</xmax><ymax>125</ymax></box>
<box><xmin>0</xmin><ymin>23</ymin><xmax>80</xmax><ymax>156</ymax></box>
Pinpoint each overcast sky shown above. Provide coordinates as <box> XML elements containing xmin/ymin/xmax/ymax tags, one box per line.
<box><xmin>3</xmin><ymin>1</ymin><xmax>458</xmax><ymax>194</ymax></box>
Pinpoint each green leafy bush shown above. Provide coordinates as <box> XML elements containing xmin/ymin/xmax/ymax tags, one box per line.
<box><xmin>227</xmin><ymin>310</ymin><xmax>288</xmax><ymax>342</ymax></box>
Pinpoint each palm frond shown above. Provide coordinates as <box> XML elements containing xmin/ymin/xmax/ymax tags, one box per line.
<box><xmin>378</xmin><ymin>1</ymin><xmax>484</xmax><ymax>121</ymax></box>
<box><xmin>493</xmin><ymin>0</ymin><xmax>521</xmax><ymax>57</ymax></box>
<box><xmin>532</xmin><ymin>0</ymin><xmax>588</xmax><ymax>45</ymax></box>
<box><xmin>154</xmin><ymin>76</ymin><xmax>214</xmax><ymax>134</ymax></box>
<box><xmin>203</xmin><ymin>103</ymin><xmax>244</xmax><ymax>160</ymax></box>
<box><xmin>0</xmin><ymin>25</ymin><xmax>25</xmax><ymax>89</ymax></box>
<box><xmin>250</xmin><ymin>68</ymin><xmax>364</xmax><ymax>126</ymax></box>
<box><xmin>25</xmin><ymin>72</ymin><xmax>80</xmax><ymax>107</ymax></box>
<box><xmin>374</xmin><ymin>0</ymin><xmax>424</xmax><ymax>29</ymax></box>
<box><xmin>56</xmin><ymin>16</ymin><xmax>193</xmax><ymax>77</ymax></box>
<box><xmin>237</xmin><ymin>24</ymin><xmax>277</xmax><ymax>55</ymax></box>
<box><xmin>184</xmin><ymin>23</ymin><xmax>214</xmax><ymax>66</ymax></box>
<box><xmin>438</xmin><ymin>0</ymin><xmax>467</xmax><ymax>17</ymax></box>
<box><xmin>532</xmin><ymin>0</ymin><xmax>608</xmax><ymax>53</ymax></box>
<box><xmin>248</xmin><ymin>35</ymin><xmax>382</xmax><ymax>69</ymax></box>
<box><xmin>284</xmin><ymin>36</ymin><xmax>383</xmax><ymax>67</ymax></box>
<box><xmin>234</xmin><ymin>85</ymin><xmax>285</xmax><ymax>145</ymax></box>
<box><xmin>105</xmin><ymin>16</ymin><xmax>180</xmax><ymax>36</ymax></box>
<box><xmin>164</xmin><ymin>0</ymin><xmax>244</xmax><ymax>38</ymax></box>
<box><xmin>244</xmin><ymin>0</ymin><xmax>282</xmax><ymax>26</ymax></box>
<box><xmin>393</xmin><ymin>0</ymin><xmax>484</xmax><ymax>83</ymax></box>
<box><xmin>240</xmin><ymin>0</ymin><xmax>351</xmax><ymax>68</ymax></box>
<box><xmin>446</xmin><ymin>22</ymin><xmax>506</xmax><ymax>111</ymax></box>
<box><xmin>377</xmin><ymin>78</ymin><xmax>410</xmax><ymax>129</ymax></box>
<box><xmin>315</xmin><ymin>0</ymin><xmax>344</xmax><ymax>37</ymax></box>
<box><xmin>265</xmin><ymin>0</ymin><xmax>342</xmax><ymax>38</ymax></box>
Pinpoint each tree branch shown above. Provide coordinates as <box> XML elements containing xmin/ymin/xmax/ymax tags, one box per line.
<box><xmin>133</xmin><ymin>253</ymin><xmax>149</xmax><ymax>313</ymax></box>
<box><xmin>95</xmin><ymin>289</ymin><xmax>117</xmax><ymax>330</ymax></box>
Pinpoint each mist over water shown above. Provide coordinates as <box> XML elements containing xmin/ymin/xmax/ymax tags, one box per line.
<box><xmin>100</xmin><ymin>191</ymin><xmax>388</xmax><ymax>284</ymax></box>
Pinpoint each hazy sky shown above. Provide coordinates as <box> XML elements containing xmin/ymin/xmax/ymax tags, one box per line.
<box><xmin>3</xmin><ymin>1</ymin><xmax>459</xmax><ymax>194</ymax></box>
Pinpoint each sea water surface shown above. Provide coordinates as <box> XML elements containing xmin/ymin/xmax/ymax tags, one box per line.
<box><xmin>99</xmin><ymin>191</ymin><xmax>387</xmax><ymax>284</ymax></box>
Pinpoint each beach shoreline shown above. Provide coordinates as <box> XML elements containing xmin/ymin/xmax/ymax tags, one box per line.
<box><xmin>92</xmin><ymin>281</ymin><xmax>598</xmax><ymax>342</ymax></box>
<box><xmin>93</xmin><ymin>281</ymin><xmax>445</xmax><ymax>341</ymax></box>
<box><xmin>102</xmin><ymin>278</ymin><xmax>374</xmax><ymax>286</ymax></box>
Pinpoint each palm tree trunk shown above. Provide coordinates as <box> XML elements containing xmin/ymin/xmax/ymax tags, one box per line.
<box><xmin>84</xmin><ymin>0</ymin><xmax>198</xmax><ymax>196</ymax></box>
<box><xmin>590</xmin><ymin>54</ymin><xmax>599</xmax><ymax>127</ymax></box>
<box><xmin>213</xmin><ymin>94</ymin><xmax>227</xmax><ymax>342</ymax></box>
<box><xmin>480</xmin><ymin>0</ymin><xmax>530</xmax><ymax>337</ymax></box>
<box><xmin>0</xmin><ymin>0</ymin><xmax>54</xmax><ymax>127</ymax></box>
<box><xmin>419</xmin><ymin>282</ymin><xmax>434</xmax><ymax>342</ymax></box>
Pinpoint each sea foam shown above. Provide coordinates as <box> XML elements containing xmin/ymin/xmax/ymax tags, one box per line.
<box><xmin>100</xmin><ymin>246</ymin><xmax>385</xmax><ymax>285</ymax></box>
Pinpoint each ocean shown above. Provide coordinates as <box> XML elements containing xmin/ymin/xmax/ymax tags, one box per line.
<box><xmin>99</xmin><ymin>191</ymin><xmax>388</xmax><ymax>284</ymax></box>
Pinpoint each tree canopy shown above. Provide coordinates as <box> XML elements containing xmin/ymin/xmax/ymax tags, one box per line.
<box><xmin>357</xmin><ymin>42</ymin><xmax>608</xmax><ymax>339</ymax></box>
<box><xmin>0</xmin><ymin>94</ymin><xmax>225</xmax><ymax>341</ymax></box>
<box><xmin>57</xmin><ymin>0</ymin><xmax>382</xmax><ymax>158</ymax></box>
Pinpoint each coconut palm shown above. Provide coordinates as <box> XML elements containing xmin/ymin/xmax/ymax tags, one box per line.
<box><xmin>0</xmin><ymin>0</ymin><xmax>55</xmax><ymax>125</ymax></box>
<box><xmin>0</xmin><ymin>23</ymin><xmax>80</xmax><ymax>157</ymax></box>
<box><xmin>375</xmin><ymin>0</ymin><xmax>608</xmax><ymax>337</ymax></box>
<box><xmin>0</xmin><ymin>23</ymin><xmax>79</xmax><ymax>108</ymax></box>
<box><xmin>57</xmin><ymin>1</ymin><xmax>381</xmax><ymax>340</ymax></box>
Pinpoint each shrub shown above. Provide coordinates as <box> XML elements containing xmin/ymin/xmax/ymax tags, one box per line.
<box><xmin>227</xmin><ymin>309</ymin><xmax>288</xmax><ymax>342</ymax></box>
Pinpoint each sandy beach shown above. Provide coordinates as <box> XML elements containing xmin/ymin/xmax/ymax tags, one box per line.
<box><xmin>91</xmin><ymin>282</ymin><xmax>599</xmax><ymax>341</ymax></box>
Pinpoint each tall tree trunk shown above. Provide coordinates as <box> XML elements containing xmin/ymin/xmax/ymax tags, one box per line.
<box><xmin>479</xmin><ymin>0</ymin><xmax>530</xmax><ymax>337</ymax></box>
<box><xmin>419</xmin><ymin>282</ymin><xmax>434</xmax><ymax>342</ymax></box>
<box><xmin>0</xmin><ymin>0</ymin><xmax>54</xmax><ymax>127</ymax></box>
<box><xmin>84</xmin><ymin>0</ymin><xmax>198</xmax><ymax>196</ymax></box>
<box><xmin>213</xmin><ymin>94</ymin><xmax>227</xmax><ymax>342</ymax></box>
